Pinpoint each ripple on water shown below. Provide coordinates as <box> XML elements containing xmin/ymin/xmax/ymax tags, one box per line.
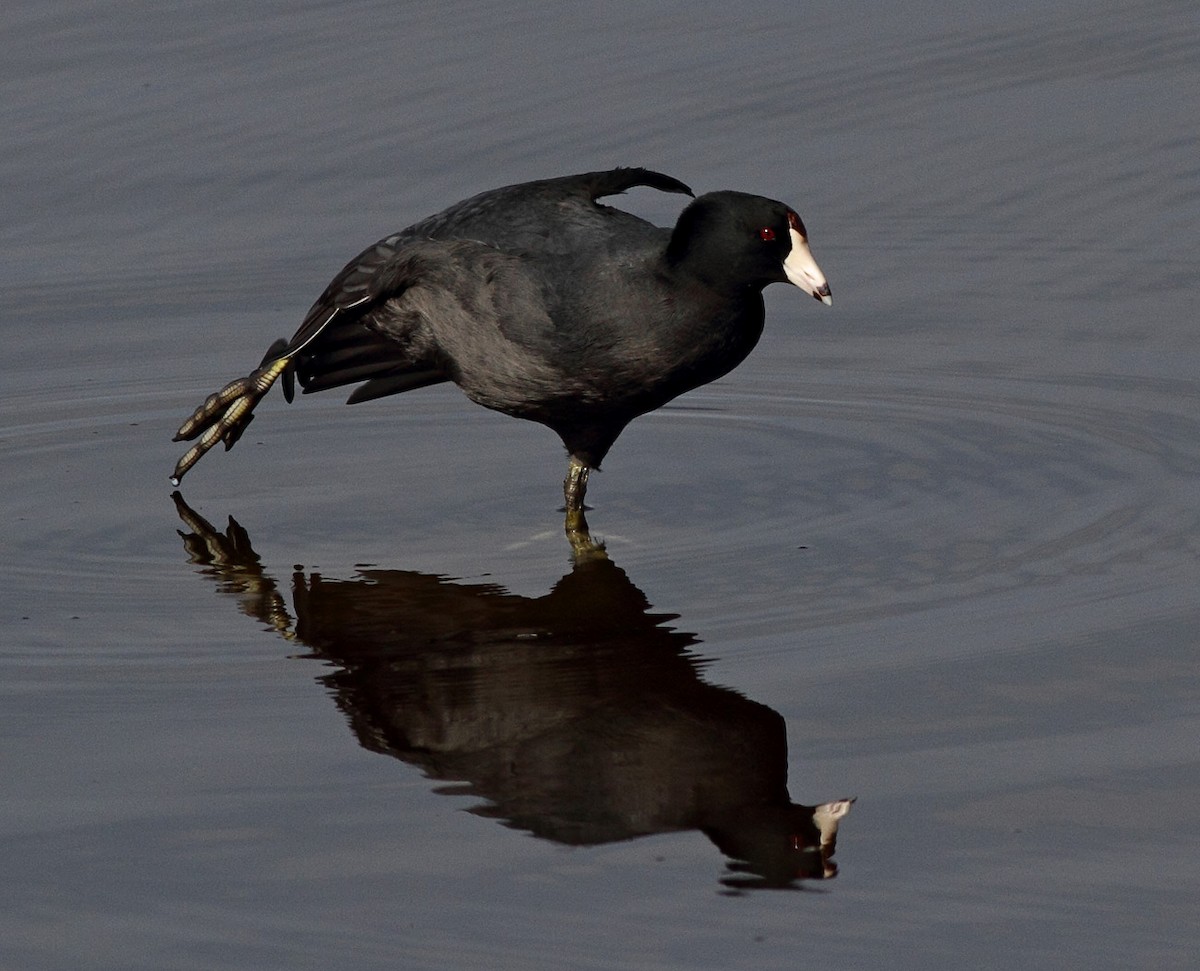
<box><xmin>608</xmin><ymin>361</ymin><xmax>1200</xmax><ymax>644</ymax></box>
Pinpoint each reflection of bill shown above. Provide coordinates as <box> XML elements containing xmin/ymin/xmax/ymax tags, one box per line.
<box><xmin>174</xmin><ymin>493</ymin><xmax>853</xmax><ymax>890</ymax></box>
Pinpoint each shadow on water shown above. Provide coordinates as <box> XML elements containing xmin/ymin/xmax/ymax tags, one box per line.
<box><xmin>171</xmin><ymin>493</ymin><xmax>853</xmax><ymax>891</ymax></box>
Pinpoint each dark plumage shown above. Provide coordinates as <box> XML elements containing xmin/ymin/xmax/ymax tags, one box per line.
<box><xmin>171</xmin><ymin>168</ymin><xmax>831</xmax><ymax>543</ymax></box>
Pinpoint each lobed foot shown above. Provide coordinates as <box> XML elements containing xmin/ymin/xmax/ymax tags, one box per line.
<box><xmin>170</xmin><ymin>356</ymin><xmax>290</xmax><ymax>485</ymax></box>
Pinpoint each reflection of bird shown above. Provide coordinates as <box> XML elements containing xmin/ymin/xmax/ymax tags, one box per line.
<box><xmin>174</xmin><ymin>494</ymin><xmax>852</xmax><ymax>889</ymax></box>
<box><xmin>170</xmin><ymin>168</ymin><xmax>831</xmax><ymax>544</ymax></box>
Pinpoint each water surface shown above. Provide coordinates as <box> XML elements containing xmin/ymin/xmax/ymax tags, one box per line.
<box><xmin>3</xmin><ymin>1</ymin><xmax>1199</xmax><ymax>968</ymax></box>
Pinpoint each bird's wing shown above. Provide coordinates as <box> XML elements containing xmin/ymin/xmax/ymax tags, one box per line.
<box><xmin>296</xmin><ymin>237</ymin><xmax>567</xmax><ymax>405</ymax></box>
<box><xmin>287</xmin><ymin>168</ymin><xmax>692</xmax><ymax>360</ymax></box>
<box><xmin>405</xmin><ymin>167</ymin><xmax>694</xmax><ymax>253</ymax></box>
<box><xmin>283</xmin><ymin>229</ymin><xmax>417</xmax><ymax>368</ymax></box>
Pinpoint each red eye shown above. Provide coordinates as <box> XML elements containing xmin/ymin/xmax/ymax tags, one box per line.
<box><xmin>759</xmin><ymin>227</ymin><xmax>776</xmax><ymax>241</ymax></box>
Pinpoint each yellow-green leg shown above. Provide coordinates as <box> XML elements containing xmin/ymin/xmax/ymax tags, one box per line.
<box><xmin>563</xmin><ymin>455</ymin><xmax>604</xmax><ymax>557</ymax></box>
<box><xmin>171</xmin><ymin>355</ymin><xmax>290</xmax><ymax>485</ymax></box>
<box><xmin>563</xmin><ymin>455</ymin><xmax>590</xmax><ymax>530</ymax></box>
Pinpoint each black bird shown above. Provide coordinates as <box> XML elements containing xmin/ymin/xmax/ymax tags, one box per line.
<box><xmin>171</xmin><ymin>168</ymin><xmax>831</xmax><ymax>542</ymax></box>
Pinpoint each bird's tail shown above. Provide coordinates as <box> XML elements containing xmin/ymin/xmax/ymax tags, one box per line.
<box><xmin>170</xmin><ymin>339</ymin><xmax>294</xmax><ymax>486</ymax></box>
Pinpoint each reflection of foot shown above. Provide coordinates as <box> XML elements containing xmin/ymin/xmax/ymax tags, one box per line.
<box><xmin>565</xmin><ymin>522</ymin><xmax>607</xmax><ymax>561</ymax></box>
<box><xmin>171</xmin><ymin>491</ymin><xmax>295</xmax><ymax>639</ymax></box>
<box><xmin>171</xmin><ymin>491</ymin><xmax>242</xmax><ymax>563</ymax></box>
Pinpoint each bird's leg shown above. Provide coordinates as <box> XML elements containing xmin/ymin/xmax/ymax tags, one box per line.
<box><xmin>563</xmin><ymin>455</ymin><xmax>590</xmax><ymax>531</ymax></box>
<box><xmin>563</xmin><ymin>455</ymin><xmax>605</xmax><ymax>556</ymax></box>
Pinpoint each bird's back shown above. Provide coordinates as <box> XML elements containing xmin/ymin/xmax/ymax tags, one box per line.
<box><xmin>404</xmin><ymin>168</ymin><xmax>690</xmax><ymax>256</ymax></box>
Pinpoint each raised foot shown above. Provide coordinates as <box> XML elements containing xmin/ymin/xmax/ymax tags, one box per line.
<box><xmin>170</xmin><ymin>356</ymin><xmax>290</xmax><ymax>485</ymax></box>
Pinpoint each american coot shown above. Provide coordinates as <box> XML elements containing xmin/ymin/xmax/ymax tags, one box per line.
<box><xmin>171</xmin><ymin>168</ymin><xmax>831</xmax><ymax>542</ymax></box>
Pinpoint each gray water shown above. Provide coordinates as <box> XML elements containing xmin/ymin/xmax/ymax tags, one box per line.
<box><xmin>3</xmin><ymin>1</ymin><xmax>1199</xmax><ymax>968</ymax></box>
